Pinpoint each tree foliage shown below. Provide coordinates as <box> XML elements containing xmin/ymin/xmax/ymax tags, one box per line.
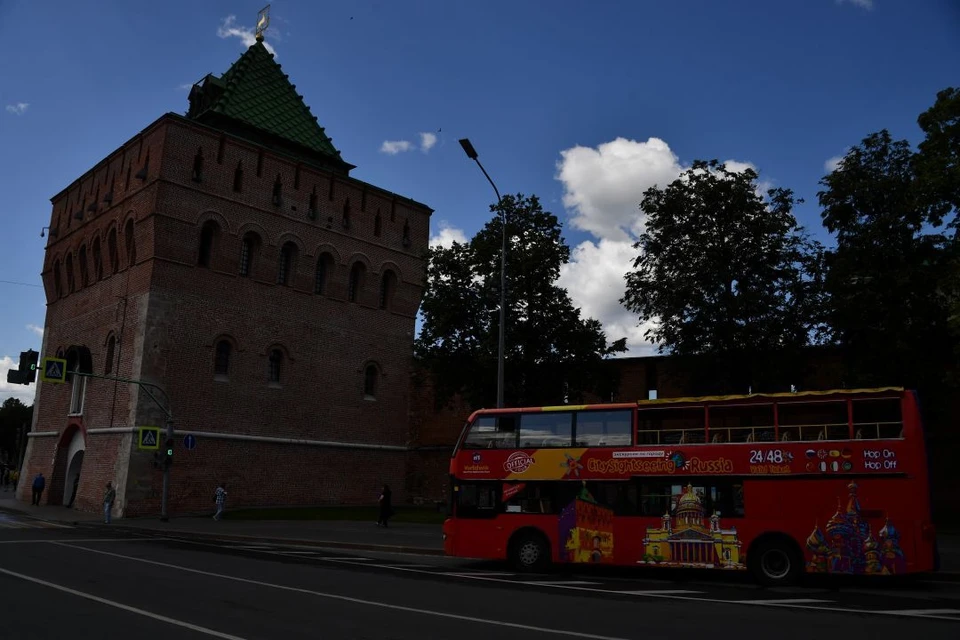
<box><xmin>621</xmin><ymin>160</ymin><xmax>825</xmax><ymax>390</ymax></box>
<box><xmin>818</xmin><ymin>110</ymin><xmax>957</xmax><ymax>391</ymax></box>
<box><xmin>416</xmin><ymin>193</ymin><xmax>626</xmax><ymax>409</ymax></box>
<box><xmin>0</xmin><ymin>397</ymin><xmax>32</xmax><ymax>462</ymax></box>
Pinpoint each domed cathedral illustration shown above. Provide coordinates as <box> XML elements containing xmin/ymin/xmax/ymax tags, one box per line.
<box><xmin>640</xmin><ymin>484</ymin><xmax>744</xmax><ymax>569</ymax></box>
<box><xmin>805</xmin><ymin>481</ymin><xmax>906</xmax><ymax>575</ymax></box>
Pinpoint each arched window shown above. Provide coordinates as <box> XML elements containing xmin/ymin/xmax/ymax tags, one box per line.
<box><xmin>348</xmin><ymin>263</ymin><xmax>366</xmax><ymax>303</ymax></box>
<box><xmin>363</xmin><ymin>364</ymin><xmax>378</xmax><ymax>399</ymax></box>
<box><xmin>198</xmin><ymin>221</ymin><xmax>218</xmax><ymax>267</ymax></box>
<box><xmin>314</xmin><ymin>254</ymin><xmax>333</xmax><ymax>295</ymax></box>
<box><xmin>92</xmin><ymin>237</ymin><xmax>103</xmax><ymax>281</ymax></box>
<box><xmin>78</xmin><ymin>245</ymin><xmax>89</xmax><ymax>288</ymax></box>
<box><xmin>214</xmin><ymin>340</ymin><xmax>231</xmax><ymax>377</ymax></box>
<box><xmin>268</xmin><ymin>349</ymin><xmax>283</xmax><ymax>384</ymax></box>
<box><xmin>107</xmin><ymin>227</ymin><xmax>119</xmax><ymax>274</ymax></box>
<box><xmin>124</xmin><ymin>219</ymin><xmax>136</xmax><ymax>266</ymax></box>
<box><xmin>233</xmin><ymin>161</ymin><xmax>243</xmax><ymax>193</ymax></box>
<box><xmin>65</xmin><ymin>253</ymin><xmax>75</xmax><ymax>294</ymax></box>
<box><xmin>239</xmin><ymin>232</ymin><xmax>260</xmax><ymax>277</ymax></box>
<box><xmin>53</xmin><ymin>259</ymin><xmax>62</xmax><ymax>297</ymax></box>
<box><xmin>272</xmin><ymin>174</ymin><xmax>283</xmax><ymax>206</ymax></box>
<box><xmin>277</xmin><ymin>242</ymin><xmax>297</xmax><ymax>286</ymax></box>
<box><xmin>379</xmin><ymin>271</ymin><xmax>397</xmax><ymax>310</ymax></box>
<box><xmin>104</xmin><ymin>334</ymin><xmax>116</xmax><ymax>375</ymax></box>
<box><xmin>192</xmin><ymin>147</ymin><xmax>204</xmax><ymax>182</ymax></box>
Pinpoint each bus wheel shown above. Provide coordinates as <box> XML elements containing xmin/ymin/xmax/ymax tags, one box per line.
<box><xmin>750</xmin><ymin>538</ymin><xmax>801</xmax><ymax>587</ymax></box>
<box><xmin>510</xmin><ymin>531</ymin><xmax>550</xmax><ymax>572</ymax></box>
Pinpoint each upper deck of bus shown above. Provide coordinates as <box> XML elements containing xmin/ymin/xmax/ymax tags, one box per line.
<box><xmin>454</xmin><ymin>387</ymin><xmax>915</xmax><ymax>453</ymax></box>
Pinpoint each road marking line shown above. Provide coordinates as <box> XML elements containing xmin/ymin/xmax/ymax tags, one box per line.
<box><xmin>53</xmin><ymin>543</ymin><xmax>633</xmax><ymax>640</ymax></box>
<box><xmin>374</xmin><ymin>570</ymin><xmax>960</xmax><ymax>621</ymax></box>
<box><xmin>884</xmin><ymin>609</ymin><xmax>960</xmax><ymax>616</ymax></box>
<box><xmin>615</xmin><ymin>590</ymin><xmax>704</xmax><ymax>595</ymax></box>
<box><xmin>0</xmin><ymin>538</ymin><xmax>150</xmax><ymax>544</ymax></box>
<box><xmin>522</xmin><ymin>580</ymin><xmax>601</xmax><ymax>586</ymax></box>
<box><xmin>323</xmin><ymin>557</ymin><xmax>375</xmax><ymax>562</ymax></box>
<box><xmin>0</xmin><ymin>566</ymin><xmax>248</xmax><ymax>639</ymax></box>
<box><xmin>741</xmin><ymin>599</ymin><xmax>834</xmax><ymax>604</ymax></box>
<box><xmin>445</xmin><ymin>572</ymin><xmax>516</xmax><ymax>577</ymax></box>
<box><xmin>380</xmin><ymin>564</ymin><xmax>435</xmax><ymax>568</ymax></box>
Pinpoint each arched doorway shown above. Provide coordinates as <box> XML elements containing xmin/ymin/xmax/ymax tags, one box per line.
<box><xmin>64</xmin><ymin>449</ymin><xmax>84</xmax><ymax>507</ymax></box>
<box><xmin>50</xmin><ymin>426</ymin><xmax>84</xmax><ymax>507</ymax></box>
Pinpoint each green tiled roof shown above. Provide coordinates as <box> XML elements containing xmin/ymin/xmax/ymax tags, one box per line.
<box><xmin>192</xmin><ymin>39</ymin><xmax>345</xmax><ymax>163</ymax></box>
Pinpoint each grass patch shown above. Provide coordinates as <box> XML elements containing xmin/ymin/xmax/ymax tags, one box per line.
<box><xmin>221</xmin><ymin>506</ymin><xmax>447</xmax><ymax>524</ymax></box>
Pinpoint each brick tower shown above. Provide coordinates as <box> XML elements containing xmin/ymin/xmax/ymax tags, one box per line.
<box><xmin>21</xmin><ymin>36</ymin><xmax>432</xmax><ymax>517</ymax></box>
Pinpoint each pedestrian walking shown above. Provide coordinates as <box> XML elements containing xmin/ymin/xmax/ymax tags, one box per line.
<box><xmin>376</xmin><ymin>484</ymin><xmax>393</xmax><ymax>528</ymax></box>
<box><xmin>31</xmin><ymin>472</ymin><xmax>45</xmax><ymax>506</ymax></box>
<box><xmin>103</xmin><ymin>481</ymin><xmax>116</xmax><ymax>523</ymax></box>
<box><xmin>213</xmin><ymin>483</ymin><xmax>227</xmax><ymax>521</ymax></box>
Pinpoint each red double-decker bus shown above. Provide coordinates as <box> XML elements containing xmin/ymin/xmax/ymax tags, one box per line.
<box><xmin>442</xmin><ymin>387</ymin><xmax>938</xmax><ymax>585</ymax></box>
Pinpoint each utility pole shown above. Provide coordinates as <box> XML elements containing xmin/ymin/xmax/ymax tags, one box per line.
<box><xmin>160</xmin><ymin>415</ymin><xmax>175</xmax><ymax>522</ymax></box>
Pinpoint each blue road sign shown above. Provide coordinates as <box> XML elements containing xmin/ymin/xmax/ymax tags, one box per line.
<box><xmin>183</xmin><ymin>434</ymin><xmax>197</xmax><ymax>450</ymax></box>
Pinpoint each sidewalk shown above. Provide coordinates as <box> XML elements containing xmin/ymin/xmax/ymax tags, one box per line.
<box><xmin>0</xmin><ymin>496</ymin><xmax>443</xmax><ymax>555</ymax></box>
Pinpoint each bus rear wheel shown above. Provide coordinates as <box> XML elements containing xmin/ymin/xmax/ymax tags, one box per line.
<box><xmin>509</xmin><ymin>531</ymin><xmax>550</xmax><ymax>572</ymax></box>
<box><xmin>750</xmin><ymin>538</ymin><xmax>801</xmax><ymax>587</ymax></box>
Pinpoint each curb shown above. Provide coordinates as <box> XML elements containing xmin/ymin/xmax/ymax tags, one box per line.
<box><xmin>73</xmin><ymin>522</ymin><xmax>446</xmax><ymax>556</ymax></box>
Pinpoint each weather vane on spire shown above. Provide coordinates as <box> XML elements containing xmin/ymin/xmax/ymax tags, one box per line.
<box><xmin>256</xmin><ymin>4</ymin><xmax>270</xmax><ymax>41</ymax></box>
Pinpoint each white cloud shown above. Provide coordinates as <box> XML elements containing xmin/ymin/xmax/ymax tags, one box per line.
<box><xmin>557</xmin><ymin>137</ymin><xmax>684</xmax><ymax>241</ymax></box>
<box><xmin>26</xmin><ymin>324</ymin><xmax>43</xmax><ymax>338</ymax></box>
<box><xmin>824</xmin><ymin>156</ymin><xmax>843</xmax><ymax>172</ymax></box>
<box><xmin>217</xmin><ymin>15</ymin><xmax>277</xmax><ymax>56</ymax></box>
<box><xmin>5</xmin><ymin>103</ymin><xmax>29</xmax><ymax>115</ymax></box>
<box><xmin>177</xmin><ymin>83</ymin><xmax>194</xmax><ymax>91</ymax></box>
<box><xmin>430</xmin><ymin>222</ymin><xmax>468</xmax><ymax>249</ymax></box>
<box><xmin>419</xmin><ymin>132</ymin><xmax>438</xmax><ymax>152</ymax></box>
<box><xmin>836</xmin><ymin>0</ymin><xmax>874</xmax><ymax>10</ymax></box>
<box><xmin>0</xmin><ymin>355</ymin><xmax>36</xmax><ymax>406</ymax></box>
<box><xmin>556</xmin><ymin>138</ymin><xmax>771</xmax><ymax>356</ymax></box>
<box><xmin>558</xmin><ymin>239</ymin><xmax>659</xmax><ymax>357</ymax></box>
<box><xmin>380</xmin><ymin>140</ymin><xmax>413</xmax><ymax>155</ymax></box>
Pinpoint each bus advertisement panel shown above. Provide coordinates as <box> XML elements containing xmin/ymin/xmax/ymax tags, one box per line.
<box><xmin>442</xmin><ymin>388</ymin><xmax>937</xmax><ymax>586</ymax></box>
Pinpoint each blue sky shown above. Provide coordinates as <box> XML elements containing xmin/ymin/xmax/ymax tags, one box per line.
<box><xmin>1</xmin><ymin>0</ymin><xmax>957</xmax><ymax>404</ymax></box>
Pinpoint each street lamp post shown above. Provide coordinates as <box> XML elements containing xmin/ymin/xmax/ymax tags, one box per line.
<box><xmin>459</xmin><ymin>138</ymin><xmax>506</xmax><ymax>409</ymax></box>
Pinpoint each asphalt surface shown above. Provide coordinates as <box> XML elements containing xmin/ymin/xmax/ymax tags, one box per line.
<box><xmin>0</xmin><ymin>513</ymin><xmax>958</xmax><ymax>639</ymax></box>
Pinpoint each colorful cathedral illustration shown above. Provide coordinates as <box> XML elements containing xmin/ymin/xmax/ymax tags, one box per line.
<box><xmin>805</xmin><ymin>481</ymin><xmax>907</xmax><ymax>575</ymax></box>
<box><xmin>639</xmin><ymin>484</ymin><xmax>744</xmax><ymax>569</ymax></box>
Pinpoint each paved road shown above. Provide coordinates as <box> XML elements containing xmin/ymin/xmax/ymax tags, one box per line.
<box><xmin>0</xmin><ymin>514</ymin><xmax>958</xmax><ymax>639</ymax></box>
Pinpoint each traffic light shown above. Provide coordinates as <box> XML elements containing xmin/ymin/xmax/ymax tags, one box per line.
<box><xmin>164</xmin><ymin>438</ymin><xmax>174</xmax><ymax>467</ymax></box>
<box><xmin>19</xmin><ymin>349</ymin><xmax>39</xmax><ymax>384</ymax></box>
<box><xmin>6</xmin><ymin>349</ymin><xmax>38</xmax><ymax>385</ymax></box>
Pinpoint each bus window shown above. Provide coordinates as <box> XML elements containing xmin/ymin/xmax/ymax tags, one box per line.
<box><xmin>852</xmin><ymin>398</ymin><xmax>903</xmax><ymax>439</ymax></box>
<box><xmin>576</xmin><ymin>409</ymin><xmax>632</xmax><ymax>447</ymax></box>
<box><xmin>501</xmin><ymin>482</ymin><xmax>557</xmax><ymax>514</ymax></box>
<box><xmin>708</xmin><ymin>404</ymin><xmax>775</xmax><ymax>443</ymax></box>
<box><xmin>461</xmin><ymin>414</ymin><xmax>519</xmax><ymax>449</ymax></box>
<box><xmin>638</xmin><ymin>407</ymin><xmax>705</xmax><ymax>445</ymax></box>
<box><xmin>455</xmin><ymin>483</ymin><xmax>499</xmax><ymax>518</ymax></box>
<box><xmin>778</xmin><ymin>401</ymin><xmax>848</xmax><ymax>441</ymax></box>
<box><xmin>519</xmin><ymin>412</ymin><xmax>573</xmax><ymax>448</ymax></box>
<box><xmin>638</xmin><ymin>480</ymin><xmax>744</xmax><ymax>518</ymax></box>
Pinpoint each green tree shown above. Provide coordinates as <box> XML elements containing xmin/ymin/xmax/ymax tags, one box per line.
<box><xmin>818</xmin><ymin>129</ymin><xmax>953</xmax><ymax>391</ymax></box>
<box><xmin>0</xmin><ymin>397</ymin><xmax>32</xmax><ymax>464</ymax></box>
<box><xmin>416</xmin><ymin>193</ymin><xmax>626</xmax><ymax>409</ymax></box>
<box><xmin>621</xmin><ymin>160</ymin><xmax>826</xmax><ymax>392</ymax></box>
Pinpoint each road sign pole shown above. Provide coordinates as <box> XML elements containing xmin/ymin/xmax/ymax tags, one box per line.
<box><xmin>160</xmin><ymin>415</ymin><xmax>174</xmax><ymax>522</ymax></box>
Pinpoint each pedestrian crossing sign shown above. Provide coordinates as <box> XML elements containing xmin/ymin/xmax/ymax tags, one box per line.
<box><xmin>138</xmin><ymin>426</ymin><xmax>161</xmax><ymax>451</ymax></box>
<box><xmin>40</xmin><ymin>357</ymin><xmax>67</xmax><ymax>384</ymax></box>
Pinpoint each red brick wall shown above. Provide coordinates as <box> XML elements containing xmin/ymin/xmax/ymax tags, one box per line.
<box><xmin>25</xmin><ymin>113</ymin><xmax>432</xmax><ymax>516</ymax></box>
<box><xmin>123</xmin><ymin>438</ymin><xmax>406</xmax><ymax>517</ymax></box>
